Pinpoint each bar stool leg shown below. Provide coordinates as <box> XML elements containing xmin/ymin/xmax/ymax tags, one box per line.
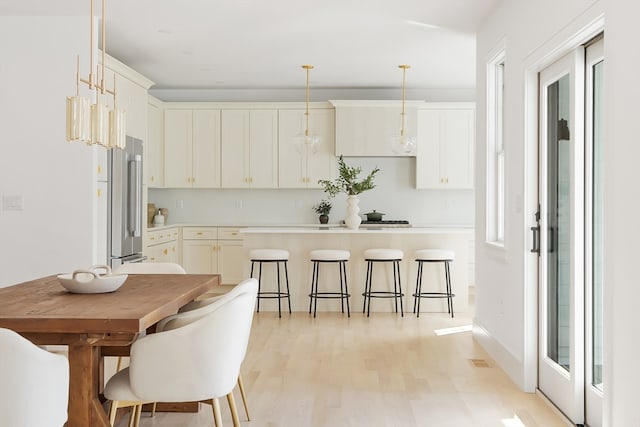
<box><xmin>276</xmin><ymin>261</ymin><xmax>282</xmax><ymax>318</ymax></box>
<box><xmin>313</xmin><ymin>261</ymin><xmax>320</xmax><ymax>318</ymax></box>
<box><xmin>284</xmin><ymin>261</ymin><xmax>292</xmax><ymax>314</ymax></box>
<box><xmin>414</xmin><ymin>261</ymin><xmax>423</xmax><ymax>317</ymax></box>
<box><xmin>341</xmin><ymin>261</ymin><xmax>351</xmax><ymax>317</ymax></box>
<box><xmin>339</xmin><ymin>262</ymin><xmax>345</xmax><ymax>314</ymax></box>
<box><xmin>366</xmin><ymin>261</ymin><xmax>374</xmax><ymax>317</ymax></box>
<box><xmin>362</xmin><ymin>261</ymin><xmax>370</xmax><ymax>314</ymax></box>
<box><xmin>309</xmin><ymin>261</ymin><xmax>316</xmax><ymax>315</ymax></box>
<box><xmin>394</xmin><ymin>260</ymin><xmax>404</xmax><ymax>317</ymax></box>
<box><xmin>445</xmin><ymin>260</ymin><xmax>454</xmax><ymax>318</ymax></box>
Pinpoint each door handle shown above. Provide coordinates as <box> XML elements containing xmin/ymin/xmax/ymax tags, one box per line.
<box><xmin>530</xmin><ymin>225</ymin><xmax>540</xmax><ymax>254</ymax></box>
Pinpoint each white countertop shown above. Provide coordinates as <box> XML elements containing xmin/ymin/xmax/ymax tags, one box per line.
<box><xmin>147</xmin><ymin>223</ymin><xmax>473</xmax><ymax>234</ymax></box>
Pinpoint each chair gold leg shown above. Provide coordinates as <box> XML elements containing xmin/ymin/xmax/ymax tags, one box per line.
<box><xmin>237</xmin><ymin>373</ymin><xmax>251</xmax><ymax>420</ymax></box>
<box><xmin>133</xmin><ymin>405</ymin><xmax>142</xmax><ymax>427</ymax></box>
<box><xmin>227</xmin><ymin>392</ymin><xmax>241</xmax><ymax>427</ymax></box>
<box><xmin>212</xmin><ymin>398</ymin><xmax>223</xmax><ymax>427</ymax></box>
<box><xmin>108</xmin><ymin>401</ymin><xmax>118</xmax><ymax>426</ymax></box>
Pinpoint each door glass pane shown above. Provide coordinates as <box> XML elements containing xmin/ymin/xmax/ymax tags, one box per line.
<box><xmin>592</xmin><ymin>59</ymin><xmax>604</xmax><ymax>388</ymax></box>
<box><xmin>547</xmin><ymin>74</ymin><xmax>571</xmax><ymax>371</ymax></box>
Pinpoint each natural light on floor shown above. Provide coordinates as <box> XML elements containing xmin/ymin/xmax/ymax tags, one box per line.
<box><xmin>502</xmin><ymin>415</ymin><xmax>526</xmax><ymax>427</ymax></box>
<box><xmin>433</xmin><ymin>324</ymin><xmax>472</xmax><ymax>336</ymax></box>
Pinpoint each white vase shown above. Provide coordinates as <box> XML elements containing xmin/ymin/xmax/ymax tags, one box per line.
<box><xmin>345</xmin><ymin>195</ymin><xmax>362</xmax><ymax>229</ymax></box>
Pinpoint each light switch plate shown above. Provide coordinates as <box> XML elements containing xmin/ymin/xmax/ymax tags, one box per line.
<box><xmin>3</xmin><ymin>195</ymin><xmax>23</xmax><ymax>211</ymax></box>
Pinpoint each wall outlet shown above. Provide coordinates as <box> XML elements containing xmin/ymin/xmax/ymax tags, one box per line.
<box><xmin>176</xmin><ymin>200</ymin><xmax>184</xmax><ymax>208</ymax></box>
<box><xmin>235</xmin><ymin>200</ymin><xmax>243</xmax><ymax>209</ymax></box>
<box><xmin>3</xmin><ymin>195</ymin><xmax>23</xmax><ymax>211</ymax></box>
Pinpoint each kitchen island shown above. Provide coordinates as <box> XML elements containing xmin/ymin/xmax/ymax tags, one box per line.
<box><xmin>241</xmin><ymin>226</ymin><xmax>473</xmax><ymax>314</ymax></box>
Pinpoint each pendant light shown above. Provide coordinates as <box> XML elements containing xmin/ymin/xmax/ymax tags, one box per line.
<box><xmin>391</xmin><ymin>64</ymin><xmax>416</xmax><ymax>154</ymax></box>
<box><xmin>66</xmin><ymin>0</ymin><xmax>126</xmax><ymax>150</ymax></box>
<box><xmin>293</xmin><ymin>65</ymin><xmax>321</xmax><ymax>154</ymax></box>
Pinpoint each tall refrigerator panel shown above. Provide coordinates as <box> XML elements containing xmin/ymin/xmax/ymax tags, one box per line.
<box><xmin>108</xmin><ymin>136</ymin><xmax>145</xmax><ymax>267</ymax></box>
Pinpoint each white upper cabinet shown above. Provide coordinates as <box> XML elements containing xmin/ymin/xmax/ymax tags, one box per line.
<box><xmin>146</xmin><ymin>96</ymin><xmax>164</xmax><ymax>187</ymax></box>
<box><xmin>278</xmin><ymin>108</ymin><xmax>336</xmax><ymax>188</ymax></box>
<box><xmin>331</xmin><ymin>100</ymin><xmax>423</xmax><ymax>157</ymax></box>
<box><xmin>221</xmin><ymin>109</ymin><xmax>278</xmax><ymax>188</ymax></box>
<box><xmin>103</xmin><ymin>53</ymin><xmax>154</xmax><ymax>142</ymax></box>
<box><xmin>164</xmin><ymin>109</ymin><xmax>221</xmax><ymax>188</ymax></box>
<box><xmin>416</xmin><ymin>103</ymin><xmax>475</xmax><ymax>189</ymax></box>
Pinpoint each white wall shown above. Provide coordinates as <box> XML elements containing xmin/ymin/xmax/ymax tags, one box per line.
<box><xmin>0</xmin><ymin>17</ymin><xmax>97</xmax><ymax>286</ymax></box>
<box><xmin>602</xmin><ymin>1</ymin><xmax>640</xmax><ymax>425</ymax></box>
<box><xmin>149</xmin><ymin>157</ymin><xmax>474</xmax><ymax>226</ymax></box>
<box><xmin>474</xmin><ymin>0</ymin><xmax>603</xmax><ymax>389</ymax></box>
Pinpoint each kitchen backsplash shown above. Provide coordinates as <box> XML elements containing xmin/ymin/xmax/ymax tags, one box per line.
<box><xmin>148</xmin><ymin>157</ymin><xmax>474</xmax><ymax>226</ymax></box>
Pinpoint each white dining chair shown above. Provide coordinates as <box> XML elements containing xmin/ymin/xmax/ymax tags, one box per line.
<box><xmin>0</xmin><ymin>328</ymin><xmax>69</xmax><ymax>427</ymax></box>
<box><xmin>109</xmin><ymin>261</ymin><xmax>188</xmax><ymax>424</ymax></box>
<box><xmin>104</xmin><ymin>278</ymin><xmax>258</xmax><ymax>427</ymax></box>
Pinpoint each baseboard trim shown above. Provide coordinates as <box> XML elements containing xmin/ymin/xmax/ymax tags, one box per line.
<box><xmin>472</xmin><ymin>320</ymin><xmax>527</xmax><ymax>391</ymax></box>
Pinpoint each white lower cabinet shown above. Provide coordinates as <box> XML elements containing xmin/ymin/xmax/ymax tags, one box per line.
<box><xmin>181</xmin><ymin>227</ymin><xmax>244</xmax><ymax>284</ymax></box>
<box><xmin>145</xmin><ymin>227</ymin><xmax>180</xmax><ymax>263</ymax></box>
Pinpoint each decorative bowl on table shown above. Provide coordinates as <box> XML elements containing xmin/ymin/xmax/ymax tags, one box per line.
<box><xmin>57</xmin><ymin>265</ymin><xmax>127</xmax><ymax>294</ymax></box>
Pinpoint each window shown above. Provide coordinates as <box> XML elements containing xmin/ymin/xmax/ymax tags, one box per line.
<box><xmin>486</xmin><ymin>48</ymin><xmax>506</xmax><ymax>245</ymax></box>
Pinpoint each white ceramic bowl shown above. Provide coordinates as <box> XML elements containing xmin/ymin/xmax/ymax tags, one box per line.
<box><xmin>57</xmin><ymin>265</ymin><xmax>128</xmax><ymax>294</ymax></box>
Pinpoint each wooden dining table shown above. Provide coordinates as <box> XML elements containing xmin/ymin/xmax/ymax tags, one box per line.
<box><xmin>0</xmin><ymin>273</ymin><xmax>220</xmax><ymax>427</ymax></box>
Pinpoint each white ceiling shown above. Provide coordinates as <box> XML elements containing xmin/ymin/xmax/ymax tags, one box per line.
<box><xmin>0</xmin><ymin>0</ymin><xmax>497</xmax><ymax>91</ymax></box>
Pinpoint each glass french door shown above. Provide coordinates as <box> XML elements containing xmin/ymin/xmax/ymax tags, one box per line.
<box><xmin>537</xmin><ymin>37</ymin><xmax>603</xmax><ymax>426</ymax></box>
<box><xmin>584</xmin><ymin>37</ymin><xmax>604</xmax><ymax>427</ymax></box>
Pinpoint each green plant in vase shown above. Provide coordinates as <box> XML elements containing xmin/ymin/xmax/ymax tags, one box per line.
<box><xmin>318</xmin><ymin>156</ymin><xmax>380</xmax><ymax>229</ymax></box>
<box><xmin>313</xmin><ymin>200</ymin><xmax>332</xmax><ymax>224</ymax></box>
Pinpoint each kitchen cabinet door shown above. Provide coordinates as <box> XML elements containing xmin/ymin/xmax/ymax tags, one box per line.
<box><xmin>218</xmin><ymin>238</ymin><xmax>244</xmax><ymax>285</ymax></box>
<box><xmin>192</xmin><ymin>109</ymin><xmax>221</xmax><ymax>188</ymax></box>
<box><xmin>278</xmin><ymin>108</ymin><xmax>335</xmax><ymax>188</ymax></box>
<box><xmin>164</xmin><ymin>109</ymin><xmax>221</xmax><ymax>188</ymax></box>
<box><xmin>146</xmin><ymin>98</ymin><xmax>164</xmax><ymax>187</ymax></box>
<box><xmin>182</xmin><ymin>240</ymin><xmax>218</xmax><ymax>274</ymax></box>
<box><xmin>164</xmin><ymin>109</ymin><xmax>193</xmax><ymax>187</ymax></box>
<box><xmin>221</xmin><ymin>109</ymin><xmax>277</xmax><ymax>188</ymax></box>
<box><xmin>416</xmin><ymin>103</ymin><xmax>475</xmax><ymax>189</ymax></box>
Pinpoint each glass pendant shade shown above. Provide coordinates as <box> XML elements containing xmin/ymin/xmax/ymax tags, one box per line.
<box><xmin>391</xmin><ymin>134</ymin><xmax>417</xmax><ymax>154</ymax></box>
<box><xmin>109</xmin><ymin>108</ymin><xmax>126</xmax><ymax>149</ymax></box>
<box><xmin>391</xmin><ymin>113</ymin><xmax>416</xmax><ymax>154</ymax></box>
<box><xmin>293</xmin><ymin>132</ymin><xmax>321</xmax><ymax>155</ymax></box>
<box><xmin>66</xmin><ymin>96</ymin><xmax>91</xmax><ymax>142</ymax></box>
<box><xmin>91</xmin><ymin>102</ymin><xmax>109</xmax><ymax>146</ymax></box>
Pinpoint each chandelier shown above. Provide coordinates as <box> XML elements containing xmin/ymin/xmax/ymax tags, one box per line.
<box><xmin>66</xmin><ymin>0</ymin><xmax>126</xmax><ymax>150</ymax></box>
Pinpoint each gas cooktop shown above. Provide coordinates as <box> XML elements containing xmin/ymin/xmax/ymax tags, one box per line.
<box><xmin>358</xmin><ymin>220</ymin><xmax>412</xmax><ymax>228</ymax></box>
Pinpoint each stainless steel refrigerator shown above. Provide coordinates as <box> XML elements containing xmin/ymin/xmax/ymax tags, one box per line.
<box><xmin>108</xmin><ymin>136</ymin><xmax>145</xmax><ymax>267</ymax></box>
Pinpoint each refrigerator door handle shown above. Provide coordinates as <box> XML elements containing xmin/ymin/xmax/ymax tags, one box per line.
<box><xmin>128</xmin><ymin>154</ymin><xmax>142</xmax><ymax>237</ymax></box>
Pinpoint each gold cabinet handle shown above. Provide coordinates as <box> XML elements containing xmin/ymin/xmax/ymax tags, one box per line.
<box><xmin>97</xmin><ymin>189</ymin><xmax>102</xmax><ymax>197</ymax></box>
<box><xmin>97</xmin><ymin>165</ymin><xmax>102</xmax><ymax>174</ymax></box>
<box><xmin>197</xmin><ymin>232</ymin><xmax>203</xmax><ymax>235</ymax></box>
<box><xmin>163</xmin><ymin>249</ymin><xmax>168</xmax><ymax>255</ymax></box>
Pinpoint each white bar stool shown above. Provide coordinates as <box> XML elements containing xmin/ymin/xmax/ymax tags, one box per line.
<box><xmin>413</xmin><ymin>249</ymin><xmax>455</xmax><ymax>317</ymax></box>
<box><xmin>250</xmin><ymin>249</ymin><xmax>291</xmax><ymax>318</ymax></box>
<box><xmin>362</xmin><ymin>248</ymin><xmax>404</xmax><ymax>317</ymax></box>
<box><xmin>308</xmin><ymin>249</ymin><xmax>351</xmax><ymax>318</ymax></box>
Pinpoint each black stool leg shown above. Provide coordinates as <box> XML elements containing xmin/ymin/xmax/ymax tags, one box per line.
<box><xmin>414</xmin><ymin>261</ymin><xmax>423</xmax><ymax>317</ymax></box>
<box><xmin>445</xmin><ymin>261</ymin><xmax>454</xmax><ymax>318</ymax></box>
<box><xmin>276</xmin><ymin>261</ymin><xmax>282</xmax><ymax>318</ymax></box>
<box><xmin>362</xmin><ymin>261</ymin><xmax>370</xmax><ymax>314</ymax></box>
<box><xmin>313</xmin><ymin>261</ymin><xmax>320</xmax><ymax>318</ymax></box>
<box><xmin>394</xmin><ymin>260</ymin><xmax>404</xmax><ymax>317</ymax></box>
<box><xmin>309</xmin><ymin>261</ymin><xmax>316</xmax><ymax>314</ymax></box>
<box><xmin>284</xmin><ymin>261</ymin><xmax>292</xmax><ymax>314</ymax></box>
<box><xmin>366</xmin><ymin>261</ymin><xmax>374</xmax><ymax>317</ymax></box>
<box><xmin>342</xmin><ymin>261</ymin><xmax>351</xmax><ymax>317</ymax></box>
<box><xmin>339</xmin><ymin>262</ymin><xmax>345</xmax><ymax>314</ymax></box>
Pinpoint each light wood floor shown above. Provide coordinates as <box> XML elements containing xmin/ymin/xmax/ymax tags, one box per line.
<box><xmin>116</xmin><ymin>306</ymin><xmax>570</xmax><ymax>427</ymax></box>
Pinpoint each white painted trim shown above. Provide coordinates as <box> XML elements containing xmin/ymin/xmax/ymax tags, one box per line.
<box><xmin>103</xmin><ymin>51</ymin><xmax>155</xmax><ymax>89</ymax></box>
<box><xmin>162</xmin><ymin>101</ymin><xmax>334</xmax><ymax>110</ymax></box>
<box><xmin>472</xmin><ymin>322</ymin><xmax>527</xmax><ymax>391</ymax></box>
